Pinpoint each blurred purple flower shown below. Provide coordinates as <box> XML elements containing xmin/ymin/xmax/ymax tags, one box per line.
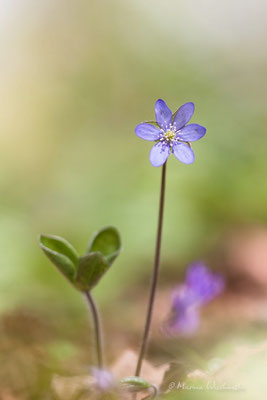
<box><xmin>91</xmin><ymin>367</ymin><xmax>115</xmax><ymax>392</ymax></box>
<box><xmin>185</xmin><ymin>262</ymin><xmax>224</xmax><ymax>305</ymax></box>
<box><xmin>164</xmin><ymin>262</ymin><xmax>224</xmax><ymax>336</ymax></box>
<box><xmin>135</xmin><ymin>99</ymin><xmax>206</xmax><ymax>167</ymax></box>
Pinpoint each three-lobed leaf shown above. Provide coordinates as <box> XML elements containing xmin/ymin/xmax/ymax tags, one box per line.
<box><xmin>39</xmin><ymin>226</ymin><xmax>122</xmax><ymax>292</ymax></box>
<box><xmin>39</xmin><ymin>234</ymin><xmax>78</xmax><ymax>283</ymax></box>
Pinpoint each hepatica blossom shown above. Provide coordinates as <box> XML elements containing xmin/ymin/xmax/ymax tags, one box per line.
<box><xmin>135</xmin><ymin>99</ymin><xmax>206</xmax><ymax>167</ymax></box>
<box><xmin>164</xmin><ymin>262</ymin><xmax>224</xmax><ymax>336</ymax></box>
<box><xmin>91</xmin><ymin>367</ymin><xmax>116</xmax><ymax>392</ymax></box>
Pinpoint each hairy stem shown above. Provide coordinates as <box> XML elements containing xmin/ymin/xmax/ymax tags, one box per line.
<box><xmin>85</xmin><ymin>291</ymin><xmax>104</xmax><ymax>368</ymax></box>
<box><xmin>135</xmin><ymin>161</ymin><xmax>167</xmax><ymax>376</ymax></box>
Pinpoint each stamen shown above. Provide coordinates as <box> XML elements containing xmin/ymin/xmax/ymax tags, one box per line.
<box><xmin>164</xmin><ymin>128</ymin><xmax>176</xmax><ymax>142</ymax></box>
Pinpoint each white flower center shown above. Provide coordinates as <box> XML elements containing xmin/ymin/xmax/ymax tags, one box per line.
<box><xmin>164</xmin><ymin>129</ymin><xmax>176</xmax><ymax>142</ymax></box>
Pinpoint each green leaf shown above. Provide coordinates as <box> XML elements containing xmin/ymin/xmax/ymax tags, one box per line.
<box><xmin>87</xmin><ymin>226</ymin><xmax>121</xmax><ymax>265</ymax></box>
<box><xmin>120</xmin><ymin>376</ymin><xmax>151</xmax><ymax>392</ymax></box>
<box><xmin>39</xmin><ymin>234</ymin><xmax>78</xmax><ymax>283</ymax></box>
<box><xmin>75</xmin><ymin>252</ymin><xmax>110</xmax><ymax>291</ymax></box>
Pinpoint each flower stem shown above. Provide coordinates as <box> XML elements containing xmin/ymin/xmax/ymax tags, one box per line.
<box><xmin>85</xmin><ymin>291</ymin><xmax>104</xmax><ymax>369</ymax></box>
<box><xmin>135</xmin><ymin>161</ymin><xmax>167</xmax><ymax>376</ymax></box>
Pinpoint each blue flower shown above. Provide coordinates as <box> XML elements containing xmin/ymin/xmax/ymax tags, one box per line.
<box><xmin>164</xmin><ymin>262</ymin><xmax>224</xmax><ymax>336</ymax></box>
<box><xmin>135</xmin><ymin>99</ymin><xmax>206</xmax><ymax>167</ymax></box>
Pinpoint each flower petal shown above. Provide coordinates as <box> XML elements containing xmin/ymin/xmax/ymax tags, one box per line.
<box><xmin>164</xmin><ymin>295</ymin><xmax>200</xmax><ymax>337</ymax></box>
<box><xmin>173</xmin><ymin>142</ymin><xmax>195</xmax><ymax>164</ymax></box>
<box><xmin>171</xmin><ymin>307</ymin><xmax>200</xmax><ymax>336</ymax></box>
<box><xmin>177</xmin><ymin>124</ymin><xmax>206</xmax><ymax>142</ymax></box>
<box><xmin>173</xmin><ymin>102</ymin><xmax>195</xmax><ymax>131</ymax></box>
<box><xmin>154</xmin><ymin>99</ymin><xmax>172</xmax><ymax>130</ymax></box>
<box><xmin>135</xmin><ymin>123</ymin><xmax>161</xmax><ymax>141</ymax></box>
<box><xmin>149</xmin><ymin>142</ymin><xmax>170</xmax><ymax>167</ymax></box>
<box><xmin>186</xmin><ymin>262</ymin><xmax>224</xmax><ymax>305</ymax></box>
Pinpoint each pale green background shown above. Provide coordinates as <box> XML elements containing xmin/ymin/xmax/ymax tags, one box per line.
<box><xmin>0</xmin><ymin>0</ymin><xmax>267</xmax><ymax>311</ymax></box>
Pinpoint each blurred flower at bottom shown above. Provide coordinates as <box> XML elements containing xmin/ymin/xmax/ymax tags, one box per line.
<box><xmin>91</xmin><ymin>367</ymin><xmax>116</xmax><ymax>392</ymax></box>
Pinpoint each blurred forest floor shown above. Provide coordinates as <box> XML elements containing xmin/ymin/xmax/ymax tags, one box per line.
<box><xmin>1</xmin><ymin>226</ymin><xmax>267</xmax><ymax>400</ymax></box>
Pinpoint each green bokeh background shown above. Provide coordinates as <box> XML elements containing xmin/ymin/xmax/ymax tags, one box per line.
<box><xmin>1</xmin><ymin>0</ymin><xmax>266</xmax><ymax>310</ymax></box>
<box><xmin>0</xmin><ymin>1</ymin><xmax>267</xmax><ymax>397</ymax></box>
